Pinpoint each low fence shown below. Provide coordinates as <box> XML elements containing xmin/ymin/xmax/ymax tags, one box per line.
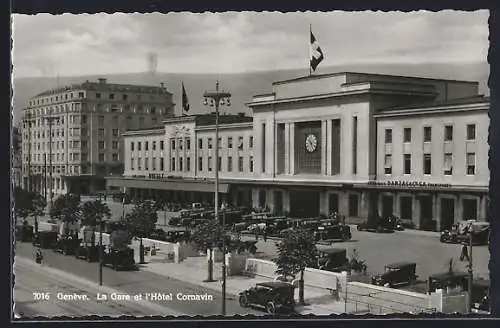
<box><xmin>344</xmin><ymin>281</ymin><xmax>437</xmax><ymax>314</ymax></box>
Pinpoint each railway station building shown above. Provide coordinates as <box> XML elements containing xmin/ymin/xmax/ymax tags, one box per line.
<box><xmin>106</xmin><ymin>72</ymin><xmax>490</xmax><ymax>231</ymax></box>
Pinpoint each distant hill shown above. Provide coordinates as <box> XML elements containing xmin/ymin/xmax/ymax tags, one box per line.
<box><xmin>11</xmin><ymin>62</ymin><xmax>489</xmax><ymax>126</ymax></box>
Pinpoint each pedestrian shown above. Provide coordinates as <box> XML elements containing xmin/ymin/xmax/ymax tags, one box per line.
<box><xmin>460</xmin><ymin>243</ymin><xmax>469</xmax><ymax>261</ymax></box>
<box><xmin>263</xmin><ymin>226</ymin><xmax>268</xmax><ymax>242</ymax></box>
<box><xmin>35</xmin><ymin>247</ymin><xmax>43</xmax><ymax>264</ymax></box>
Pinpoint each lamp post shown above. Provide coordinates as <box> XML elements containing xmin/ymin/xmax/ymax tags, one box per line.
<box><xmin>203</xmin><ymin>81</ymin><xmax>231</xmax><ymax>316</ymax></box>
<box><xmin>467</xmin><ymin>231</ymin><xmax>473</xmax><ymax>313</ymax></box>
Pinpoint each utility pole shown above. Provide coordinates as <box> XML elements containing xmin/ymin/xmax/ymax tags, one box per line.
<box><xmin>203</xmin><ymin>81</ymin><xmax>231</xmax><ymax>316</ymax></box>
<box><xmin>43</xmin><ymin>154</ymin><xmax>47</xmax><ymax>201</ymax></box>
<box><xmin>467</xmin><ymin>231</ymin><xmax>473</xmax><ymax>313</ymax></box>
<box><xmin>99</xmin><ymin>216</ymin><xmax>103</xmax><ymax>286</ymax></box>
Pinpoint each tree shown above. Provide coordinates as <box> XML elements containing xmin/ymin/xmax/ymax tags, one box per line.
<box><xmin>13</xmin><ymin>187</ymin><xmax>47</xmax><ymax>233</ymax></box>
<box><xmin>50</xmin><ymin>194</ymin><xmax>82</xmax><ymax>230</ymax></box>
<box><xmin>123</xmin><ymin>200</ymin><xmax>158</xmax><ymax>264</ymax></box>
<box><xmin>190</xmin><ymin>220</ymin><xmax>257</xmax><ymax>282</ymax></box>
<box><xmin>274</xmin><ymin>228</ymin><xmax>318</xmax><ymax>305</ymax></box>
<box><xmin>31</xmin><ymin>192</ymin><xmax>47</xmax><ymax>234</ymax></box>
<box><xmin>81</xmin><ymin>200</ymin><xmax>111</xmax><ymax>245</ymax></box>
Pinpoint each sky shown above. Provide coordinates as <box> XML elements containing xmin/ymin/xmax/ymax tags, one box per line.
<box><xmin>12</xmin><ymin>10</ymin><xmax>489</xmax><ymax>78</ymax></box>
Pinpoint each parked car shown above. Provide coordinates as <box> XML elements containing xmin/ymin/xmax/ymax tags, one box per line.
<box><xmin>266</xmin><ymin>218</ymin><xmax>290</xmax><ymax>236</ymax></box>
<box><xmin>53</xmin><ymin>235</ymin><xmax>80</xmax><ymax>255</ymax></box>
<box><xmin>427</xmin><ymin>272</ymin><xmax>469</xmax><ymax>293</ymax></box>
<box><xmin>32</xmin><ymin>231</ymin><xmax>58</xmax><ymax>249</ymax></box>
<box><xmin>357</xmin><ymin>215</ymin><xmax>395</xmax><ymax>233</ymax></box>
<box><xmin>238</xmin><ymin>281</ymin><xmax>295</xmax><ymax>314</ymax></box>
<box><xmin>371</xmin><ymin>262</ymin><xmax>417</xmax><ymax>287</ymax></box>
<box><xmin>16</xmin><ymin>224</ymin><xmax>34</xmax><ymax>242</ymax></box>
<box><xmin>440</xmin><ymin>221</ymin><xmax>490</xmax><ymax>246</ymax></box>
<box><xmin>164</xmin><ymin>229</ymin><xmax>191</xmax><ymax>243</ymax></box>
<box><xmin>386</xmin><ymin>215</ymin><xmax>404</xmax><ymax>231</ymax></box>
<box><xmin>314</xmin><ymin>225</ymin><xmax>352</xmax><ymax>242</ymax></box>
<box><xmin>102</xmin><ymin>245</ymin><xmax>136</xmax><ymax>270</ymax></box>
<box><xmin>315</xmin><ymin>245</ymin><xmax>349</xmax><ymax>272</ymax></box>
<box><xmin>75</xmin><ymin>243</ymin><xmax>103</xmax><ymax>262</ymax></box>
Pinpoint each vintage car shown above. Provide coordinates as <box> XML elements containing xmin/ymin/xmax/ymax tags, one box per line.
<box><xmin>371</xmin><ymin>262</ymin><xmax>417</xmax><ymax>287</ymax></box>
<box><xmin>16</xmin><ymin>224</ymin><xmax>35</xmax><ymax>242</ymax></box>
<box><xmin>357</xmin><ymin>215</ymin><xmax>395</xmax><ymax>233</ymax></box>
<box><xmin>164</xmin><ymin>229</ymin><xmax>191</xmax><ymax>243</ymax></box>
<box><xmin>315</xmin><ymin>245</ymin><xmax>349</xmax><ymax>272</ymax></box>
<box><xmin>53</xmin><ymin>234</ymin><xmax>80</xmax><ymax>255</ymax></box>
<box><xmin>265</xmin><ymin>218</ymin><xmax>290</xmax><ymax>236</ymax></box>
<box><xmin>75</xmin><ymin>243</ymin><xmax>103</xmax><ymax>262</ymax></box>
<box><xmin>386</xmin><ymin>215</ymin><xmax>404</xmax><ymax>231</ymax></box>
<box><xmin>427</xmin><ymin>272</ymin><xmax>469</xmax><ymax>293</ymax></box>
<box><xmin>233</xmin><ymin>221</ymin><xmax>253</xmax><ymax>233</ymax></box>
<box><xmin>314</xmin><ymin>225</ymin><xmax>352</xmax><ymax>243</ymax></box>
<box><xmin>238</xmin><ymin>281</ymin><xmax>295</xmax><ymax>314</ymax></box>
<box><xmin>32</xmin><ymin>231</ymin><xmax>58</xmax><ymax>249</ymax></box>
<box><xmin>102</xmin><ymin>246</ymin><xmax>136</xmax><ymax>270</ymax></box>
<box><xmin>440</xmin><ymin>221</ymin><xmax>490</xmax><ymax>246</ymax></box>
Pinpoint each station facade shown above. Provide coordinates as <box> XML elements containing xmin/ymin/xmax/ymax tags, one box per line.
<box><xmin>106</xmin><ymin>72</ymin><xmax>490</xmax><ymax>230</ymax></box>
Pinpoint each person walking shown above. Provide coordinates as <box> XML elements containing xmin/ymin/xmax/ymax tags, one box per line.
<box><xmin>263</xmin><ymin>226</ymin><xmax>268</xmax><ymax>242</ymax></box>
<box><xmin>35</xmin><ymin>247</ymin><xmax>43</xmax><ymax>264</ymax></box>
<box><xmin>460</xmin><ymin>243</ymin><xmax>469</xmax><ymax>261</ymax></box>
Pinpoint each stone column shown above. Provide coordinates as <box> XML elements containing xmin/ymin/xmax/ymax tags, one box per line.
<box><xmin>432</xmin><ymin>194</ymin><xmax>439</xmax><ymax>231</ymax></box>
<box><xmin>251</xmin><ymin>189</ymin><xmax>260</xmax><ymax>209</ymax></box>
<box><xmin>377</xmin><ymin>193</ymin><xmax>383</xmax><ymax>217</ymax></box>
<box><xmin>455</xmin><ymin>195</ymin><xmax>463</xmax><ymax>222</ymax></box>
<box><xmin>435</xmin><ymin>195</ymin><xmax>442</xmax><ymax>231</ymax></box>
<box><xmin>319</xmin><ymin>191</ymin><xmax>328</xmax><ymax>216</ymax></box>
<box><xmin>413</xmin><ymin>195</ymin><xmax>421</xmax><ymax>229</ymax></box>
<box><xmin>289</xmin><ymin>123</ymin><xmax>295</xmax><ymax>175</ymax></box>
<box><xmin>360</xmin><ymin>191</ymin><xmax>369</xmax><ymax>219</ymax></box>
<box><xmin>283</xmin><ymin>189</ymin><xmax>290</xmax><ymax>215</ymax></box>
<box><xmin>326</xmin><ymin>120</ymin><xmax>332</xmax><ymax>176</ymax></box>
<box><xmin>479</xmin><ymin>194</ymin><xmax>488</xmax><ymax>220</ymax></box>
<box><xmin>393</xmin><ymin>192</ymin><xmax>400</xmax><ymax>217</ymax></box>
<box><xmin>321</xmin><ymin>120</ymin><xmax>327</xmax><ymax>175</ymax></box>
<box><xmin>284</xmin><ymin>123</ymin><xmax>290</xmax><ymax>174</ymax></box>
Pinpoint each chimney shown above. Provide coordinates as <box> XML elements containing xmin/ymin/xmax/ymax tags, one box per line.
<box><xmin>98</xmin><ymin>78</ymin><xmax>107</xmax><ymax>84</ymax></box>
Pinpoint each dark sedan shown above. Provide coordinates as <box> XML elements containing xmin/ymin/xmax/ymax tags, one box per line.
<box><xmin>238</xmin><ymin>281</ymin><xmax>295</xmax><ymax>314</ymax></box>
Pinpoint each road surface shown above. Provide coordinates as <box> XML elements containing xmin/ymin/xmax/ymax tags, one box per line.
<box><xmin>14</xmin><ymin>242</ymin><xmax>261</xmax><ymax>318</ymax></box>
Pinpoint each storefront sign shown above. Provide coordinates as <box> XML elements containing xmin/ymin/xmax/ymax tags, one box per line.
<box><xmin>368</xmin><ymin>180</ymin><xmax>452</xmax><ymax>188</ymax></box>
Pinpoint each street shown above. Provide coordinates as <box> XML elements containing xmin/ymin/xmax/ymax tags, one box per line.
<box><xmin>14</xmin><ymin>242</ymin><xmax>262</xmax><ymax>317</ymax></box>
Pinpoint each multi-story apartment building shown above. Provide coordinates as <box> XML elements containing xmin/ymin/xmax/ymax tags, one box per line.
<box><xmin>11</xmin><ymin>126</ymin><xmax>23</xmax><ymax>188</ymax></box>
<box><xmin>106</xmin><ymin>72</ymin><xmax>490</xmax><ymax>231</ymax></box>
<box><xmin>21</xmin><ymin>78</ymin><xmax>174</xmax><ymax>197</ymax></box>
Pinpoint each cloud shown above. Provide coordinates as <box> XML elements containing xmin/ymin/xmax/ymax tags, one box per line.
<box><xmin>12</xmin><ymin>10</ymin><xmax>488</xmax><ymax>78</ymax></box>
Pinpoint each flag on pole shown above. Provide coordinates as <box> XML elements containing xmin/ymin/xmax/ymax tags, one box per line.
<box><xmin>310</xmin><ymin>28</ymin><xmax>324</xmax><ymax>73</ymax></box>
<box><xmin>181</xmin><ymin>82</ymin><xmax>190</xmax><ymax>112</ymax></box>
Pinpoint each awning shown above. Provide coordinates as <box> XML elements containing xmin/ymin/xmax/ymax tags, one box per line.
<box><xmin>106</xmin><ymin>177</ymin><xmax>229</xmax><ymax>193</ymax></box>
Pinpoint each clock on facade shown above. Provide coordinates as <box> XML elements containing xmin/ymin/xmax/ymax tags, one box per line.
<box><xmin>305</xmin><ymin>133</ymin><xmax>318</xmax><ymax>152</ymax></box>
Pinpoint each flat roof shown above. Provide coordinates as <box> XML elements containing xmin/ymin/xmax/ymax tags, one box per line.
<box><xmin>272</xmin><ymin>71</ymin><xmax>479</xmax><ymax>86</ymax></box>
<box><xmin>379</xmin><ymin>95</ymin><xmax>489</xmax><ymax>112</ymax></box>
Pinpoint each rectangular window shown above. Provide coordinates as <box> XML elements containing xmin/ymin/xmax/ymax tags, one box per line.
<box><xmin>112</xmin><ymin>153</ymin><xmax>118</xmax><ymax>161</ymax></box>
<box><xmin>137</xmin><ymin>157</ymin><xmax>142</xmax><ymax>170</ymax></box>
<box><xmin>131</xmin><ymin>142</ymin><xmax>135</xmax><ymax>151</ymax></box>
<box><xmin>249</xmin><ymin>156</ymin><xmax>254</xmax><ymax>173</ymax></box>
<box><xmin>152</xmin><ymin>157</ymin><xmax>156</xmax><ymax>170</ymax></box>
<box><xmin>444</xmin><ymin>153</ymin><xmax>453</xmax><ymax>175</ymax></box>
<box><xmin>423</xmin><ymin>153</ymin><xmax>432</xmax><ymax>175</ymax></box>
<box><xmin>238</xmin><ymin>136</ymin><xmax>244</xmax><ymax>150</ymax></box>
<box><xmin>186</xmin><ymin>157</ymin><xmax>191</xmax><ymax>171</ymax></box>
<box><xmin>131</xmin><ymin>158</ymin><xmax>134</xmax><ymax>170</ymax></box>
<box><xmin>384</xmin><ymin>154</ymin><xmax>392</xmax><ymax>175</ymax></box>
<box><xmin>179</xmin><ymin>139</ymin><xmax>183</xmax><ymax>150</ymax></box>
<box><xmin>249</xmin><ymin>136</ymin><xmax>254</xmax><ymax>148</ymax></box>
<box><xmin>218</xmin><ymin>137</ymin><xmax>222</xmax><ymax>149</ymax></box>
<box><xmin>403</xmin><ymin>128</ymin><xmax>412</xmax><ymax>143</ymax></box>
<box><xmin>423</xmin><ymin>126</ymin><xmax>432</xmax><ymax>142</ymax></box>
<box><xmin>208</xmin><ymin>156</ymin><xmax>213</xmax><ymax>172</ymax></box>
<box><xmin>238</xmin><ymin>156</ymin><xmax>244</xmax><ymax>172</ymax></box>
<box><xmin>352</xmin><ymin>116</ymin><xmax>358</xmax><ymax>174</ymax></box>
<box><xmin>403</xmin><ymin>154</ymin><xmax>411</xmax><ymax>174</ymax></box>
<box><xmin>112</xmin><ymin>128</ymin><xmax>119</xmax><ymax>137</ymax></box>
<box><xmin>198</xmin><ymin>157</ymin><xmax>203</xmax><ymax>171</ymax></box>
<box><xmin>466</xmin><ymin>153</ymin><xmax>476</xmax><ymax>175</ymax></box>
<box><xmin>98</xmin><ymin>115</ymin><xmax>105</xmax><ymax>125</ymax></box>
<box><xmin>208</xmin><ymin>138</ymin><xmax>213</xmax><ymax>149</ymax></box>
<box><xmin>218</xmin><ymin>157</ymin><xmax>222</xmax><ymax>172</ymax></box>
<box><xmin>152</xmin><ymin>141</ymin><xmax>156</xmax><ymax>150</ymax></box>
<box><xmin>262</xmin><ymin>123</ymin><xmax>266</xmax><ymax>173</ymax></box>
<box><xmin>98</xmin><ymin>153</ymin><xmax>105</xmax><ymax>162</ymax></box>
<box><xmin>160</xmin><ymin>140</ymin><xmax>164</xmax><ymax>150</ymax></box>
<box><xmin>228</xmin><ymin>156</ymin><xmax>233</xmax><ymax>172</ymax></box>
<box><xmin>96</xmin><ymin>93</ymin><xmax>101</xmax><ymax>99</ymax></box>
<box><xmin>179</xmin><ymin>157</ymin><xmax>183</xmax><ymax>171</ymax></box>
<box><xmin>112</xmin><ymin>141</ymin><xmax>118</xmax><ymax>149</ymax></box>
<box><xmin>467</xmin><ymin>124</ymin><xmax>476</xmax><ymax>141</ymax></box>
<box><xmin>160</xmin><ymin>158</ymin><xmax>164</xmax><ymax>171</ymax></box>
<box><xmin>98</xmin><ymin>128</ymin><xmax>105</xmax><ymax>137</ymax></box>
<box><xmin>384</xmin><ymin>129</ymin><xmax>392</xmax><ymax>143</ymax></box>
<box><xmin>444</xmin><ymin>125</ymin><xmax>453</xmax><ymax>141</ymax></box>
<box><xmin>171</xmin><ymin>139</ymin><xmax>176</xmax><ymax>150</ymax></box>
<box><xmin>198</xmin><ymin>138</ymin><xmax>203</xmax><ymax>149</ymax></box>
<box><xmin>98</xmin><ymin>141</ymin><xmax>105</xmax><ymax>149</ymax></box>
<box><xmin>145</xmin><ymin>158</ymin><xmax>149</xmax><ymax>170</ymax></box>
<box><xmin>171</xmin><ymin>157</ymin><xmax>176</xmax><ymax>171</ymax></box>
<box><xmin>186</xmin><ymin>138</ymin><xmax>191</xmax><ymax>150</ymax></box>
<box><xmin>348</xmin><ymin>194</ymin><xmax>359</xmax><ymax>217</ymax></box>
<box><xmin>138</xmin><ymin>142</ymin><xmax>142</xmax><ymax>151</ymax></box>
<box><xmin>145</xmin><ymin>141</ymin><xmax>149</xmax><ymax>151</ymax></box>
<box><xmin>228</xmin><ymin>137</ymin><xmax>233</xmax><ymax>149</ymax></box>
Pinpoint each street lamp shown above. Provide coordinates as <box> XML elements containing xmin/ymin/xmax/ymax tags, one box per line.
<box><xmin>203</xmin><ymin>81</ymin><xmax>231</xmax><ymax>316</ymax></box>
<box><xmin>467</xmin><ymin>231</ymin><xmax>473</xmax><ymax>313</ymax></box>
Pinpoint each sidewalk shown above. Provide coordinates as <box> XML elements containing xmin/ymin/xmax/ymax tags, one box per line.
<box><xmin>131</xmin><ymin>245</ymin><xmax>348</xmax><ymax>315</ymax></box>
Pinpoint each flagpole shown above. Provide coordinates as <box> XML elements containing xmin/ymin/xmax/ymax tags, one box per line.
<box><xmin>309</xmin><ymin>24</ymin><xmax>312</xmax><ymax>76</ymax></box>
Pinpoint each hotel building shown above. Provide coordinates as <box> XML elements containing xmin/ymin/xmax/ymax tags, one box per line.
<box><xmin>21</xmin><ymin>78</ymin><xmax>174</xmax><ymax>196</ymax></box>
<box><xmin>106</xmin><ymin>72</ymin><xmax>489</xmax><ymax>231</ymax></box>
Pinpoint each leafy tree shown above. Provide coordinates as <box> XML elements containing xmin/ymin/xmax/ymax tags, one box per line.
<box><xmin>348</xmin><ymin>248</ymin><xmax>367</xmax><ymax>274</ymax></box>
<box><xmin>274</xmin><ymin>228</ymin><xmax>318</xmax><ymax>305</ymax></box>
<box><xmin>190</xmin><ymin>220</ymin><xmax>257</xmax><ymax>282</ymax></box>
<box><xmin>13</xmin><ymin>187</ymin><xmax>47</xmax><ymax>233</ymax></box>
<box><xmin>123</xmin><ymin>200</ymin><xmax>158</xmax><ymax>264</ymax></box>
<box><xmin>81</xmin><ymin>200</ymin><xmax>111</xmax><ymax>245</ymax></box>
<box><xmin>50</xmin><ymin>194</ymin><xmax>82</xmax><ymax>226</ymax></box>
<box><xmin>31</xmin><ymin>192</ymin><xmax>47</xmax><ymax>234</ymax></box>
